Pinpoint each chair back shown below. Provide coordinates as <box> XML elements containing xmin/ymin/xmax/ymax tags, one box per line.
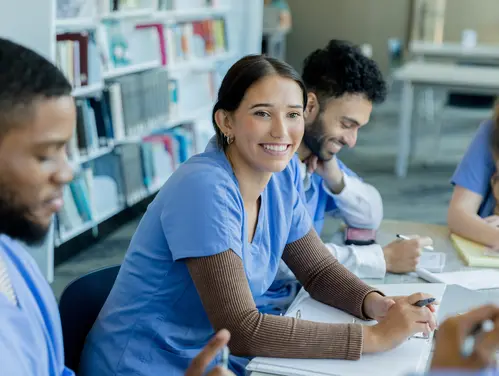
<box><xmin>58</xmin><ymin>264</ymin><xmax>120</xmax><ymax>371</ymax></box>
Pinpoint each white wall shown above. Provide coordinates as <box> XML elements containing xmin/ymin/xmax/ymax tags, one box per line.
<box><xmin>0</xmin><ymin>0</ymin><xmax>55</xmax><ymax>60</ymax></box>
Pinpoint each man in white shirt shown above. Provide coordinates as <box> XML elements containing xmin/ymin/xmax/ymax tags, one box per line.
<box><xmin>296</xmin><ymin>39</ymin><xmax>432</xmax><ymax>279</ymax></box>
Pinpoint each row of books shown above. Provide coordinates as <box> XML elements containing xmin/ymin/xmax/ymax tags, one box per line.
<box><xmin>57</xmin><ymin>125</ymin><xmax>196</xmax><ymax>240</ymax></box>
<box><xmin>97</xmin><ymin>17</ymin><xmax>227</xmax><ymax>70</ymax></box>
<box><xmin>56</xmin><ymin>32</ymin><xmax>103</xmax><ymax>87</ymax></box>
<box><xmin>57</xmin><ymin>21</ymin><xmax>227</xmax><ymax>79</ymax></box>
<box><xmin>67</xmin><ymin>69</ymin><xmax>179</xmax><ymax>161</ymax></box>
<box><xmin>57</xmin><ymin>0</ymin><xmax>226</xmax><ymax>19</ymax></box>
<box><xmin>61</xmin><ymin>50</ymin><xmax>217</xmax><ymax>164</ymax></box>
<box><xmin>152</xmin><ymin>18</ymin><xmax>227</xmax><ymax>65</ymax></box>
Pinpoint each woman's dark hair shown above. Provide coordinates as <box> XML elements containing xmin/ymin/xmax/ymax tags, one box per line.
<box><xmin>212</xmin><ymin>54</ymin><xmax>307</xmax><ymax>149</ymax></box>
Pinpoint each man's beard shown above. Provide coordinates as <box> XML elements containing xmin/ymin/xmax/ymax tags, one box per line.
<box><xmin>303</xmin><ymin>114</ymin><xmax>334</xmax><ymax>162</ymax></box>
<box><xmin>0</xmin><ymin>181</ymin><xmax>49</xmax><ymax>246</ymax></box>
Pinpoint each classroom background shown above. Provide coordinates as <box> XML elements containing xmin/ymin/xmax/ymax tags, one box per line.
<box><xmin>0</xmin><ymin>0</ymin><xmax>495</xmax><ymax>298</ymax></box>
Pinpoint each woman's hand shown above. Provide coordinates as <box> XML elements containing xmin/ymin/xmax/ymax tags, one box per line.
<box><xmin>185</xmin><ymin>329</ymin><xmax>235</xmax><ymax>376</ymax></box>
<box><xmin>362</xmin><ymin>293</ymin><xmax>437</xmax><ymax>353</ymax></box>
<box><xmin>362</xmin><ymin>292</ymin><xmax>395</xmax><ymax>321</ymax></box>
<box><xmin>431</xmin><ymin>305</ymin><xmax>499</xmax><ymax>371</ymax></box>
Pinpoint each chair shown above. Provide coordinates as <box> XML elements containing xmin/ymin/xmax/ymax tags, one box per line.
<box><xmin>58</xmin><ymin>264</ymin><xmax>120</xmax><ymax>372</ymax></box>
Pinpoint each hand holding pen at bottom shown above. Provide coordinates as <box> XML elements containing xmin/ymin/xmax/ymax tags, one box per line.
<box><xmin>362</xmin><ymin>293</ymin><xmax>437</xmax><ymax>353</ymax></box>
<box><xmin>431</xmin><ymin>305</ymin><xmax>499</xmax><ymax>371</ymax></box>
<box><xmin>185</xmin><ymin>329</ymin><xmax>235</xmax><ymax>376</ymax></box>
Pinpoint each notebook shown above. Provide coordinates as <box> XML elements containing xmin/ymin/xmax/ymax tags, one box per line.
<box><xmin>246</xmin><ymin>283</ymin><xmax>446</xmax><ymax>376</ymax></box>
<box><xmin>416</xmin><ymin>267</ymin><xmax>499</xmax><ymax>290</ymax></box>
<box><xmin>450</xmin><ymin>233</ymin><xmax>499</xmax><ymax>268</ymax></box>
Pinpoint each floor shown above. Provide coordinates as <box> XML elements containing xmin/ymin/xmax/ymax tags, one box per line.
<box><xmin>50</xmin><ymin>87</ymin><xmax>492</xmax><ymax>298</ymax></box>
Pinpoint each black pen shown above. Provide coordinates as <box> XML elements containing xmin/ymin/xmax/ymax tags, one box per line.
<box><xmin>414</xmin><ymin>297</ymin><xmax>436</xmax><ymax>307</ymax></box>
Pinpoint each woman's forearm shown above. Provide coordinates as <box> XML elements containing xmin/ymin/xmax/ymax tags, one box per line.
<box><xmin>282</xmin><ymin>229</ymin><xmax>381</xmax><ymax>320</ymax></box>
<box><xmin>448</xmin><ymin>206</ymin><xmax>499</xmax><ymax>247</ymax></box>
<box><xmin>186</xmin><ymin>250</ymin><xmax>364</xmax><ymax>360</ymax></box>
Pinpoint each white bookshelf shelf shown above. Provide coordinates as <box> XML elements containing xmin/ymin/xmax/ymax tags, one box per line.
<box><xmin>155</xmin><ymin>6</ymin><xmax>230</xmax><ymax>23</ymax></box>
<box><xmin>71</xmin><ymin>83</ymin><xmax>104</xmax><ymax>97</ymax></box>
<box><xmin>79</xmin><ymin>146</ymin><xmax>114</xmax><ymax>164</ymax></box>
<box><xmin>70</xmin><ymin>146</ymin><xmax>115</xmax><ymax>172</ymax></box>
<box><xmin>55</xmin><ymin>17</ymin><xmax>96</xmax><ymax>30</ymax></box>
<box><xmin>55</xmin><ymin>205</ymin><xmax>125</xmax><ymax>246</ymax></box>
<box><xmin>99</xmin><ymin>8</ymin><xmax>155</xmax><ymax>20</ymax></box>
<box><xmin>166</xmin><ymin>51</ymin><xmax>234</xmax><ymax>73</ymax></box>
<box><xmin>103</xmin><ymin>60</ymin><xmax>161</xmax><ymax>79</ymax></box>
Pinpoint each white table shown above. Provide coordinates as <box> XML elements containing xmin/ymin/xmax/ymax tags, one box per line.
<box><xmin>393</xmin><ymin>61</ymin><xmax>499</xmax><ymax>177</ymax></box>
<box><xmin>249</xmin><ymin>220</ymin><xmax>499</xmax><ymax>376</ymax></box>
<box><xmin>409</xmin><ymin>41</ymin><xmax>499</xmax><ymax>63</ymax></box>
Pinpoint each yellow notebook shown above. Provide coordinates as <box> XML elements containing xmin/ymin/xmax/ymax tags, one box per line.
<box><xmin>450</xmin><ymin>233</ymin><xmax>499</xmax><ymax>268</ymax></box>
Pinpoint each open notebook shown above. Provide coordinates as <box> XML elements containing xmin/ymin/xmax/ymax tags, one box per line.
<box><xmin>450</xmin><ymin>233</ymin><xmax>499</xmax><ymax>268</ymax></box>
<box><xmin>246</xmin><ymin>284</ymin><xmax>446</xmax><ymax>376</ymax></box>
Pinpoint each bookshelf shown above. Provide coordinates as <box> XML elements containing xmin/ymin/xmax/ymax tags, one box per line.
<box><xmin>0</xmin><ymin>0</ymin><xmax>263</xmax><ymax>282</ymax></box>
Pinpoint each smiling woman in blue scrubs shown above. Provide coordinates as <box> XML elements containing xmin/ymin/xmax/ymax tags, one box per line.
<box><xmin>79</xmin><ymin>55</ymin><xmax>437</xmax><ymax>376</ymax></box>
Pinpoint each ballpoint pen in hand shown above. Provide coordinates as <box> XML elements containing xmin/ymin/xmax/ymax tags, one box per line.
<box><xmin>396</xmin><ymin>234</ymin><xmax>434</xmax><ymax>251</ymax></box>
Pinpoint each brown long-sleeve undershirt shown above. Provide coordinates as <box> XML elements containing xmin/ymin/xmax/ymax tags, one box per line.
<box><xmin>185</xmin><ymin>228</ymin><xmax>381</xmax><ymax>360</ymax></box>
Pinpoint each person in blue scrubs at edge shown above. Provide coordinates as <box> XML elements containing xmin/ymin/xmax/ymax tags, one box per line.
<box><xmin>79</xmin><ymin>54</ymin><xmax>438</xmax><ymax>376</ymax></box>
<box><xmin>0</xmin><ymin>37</ymin><xmax>237</xmax><ymax>376</ymax></box>
<box><xmin>448</xmin><ymin>103</ymin><xmax>499</xmax><ymax>249</ymax></box>
<box><xmin>254</xmin><ymin>39</ymin><xmax>434</xmax><ymax>315</ymax></box>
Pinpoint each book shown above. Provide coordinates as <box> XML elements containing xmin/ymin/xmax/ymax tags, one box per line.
<box><xmin>246</xmin><ymin>283</ymin><xmax>446</xmax><ymax>376</ymax></box>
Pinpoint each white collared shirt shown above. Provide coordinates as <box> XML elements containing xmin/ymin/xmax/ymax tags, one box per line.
<box><xmin>298</xmin><ymin>160</ymin><xmax>387</xmax><ymax>279</ymax></box>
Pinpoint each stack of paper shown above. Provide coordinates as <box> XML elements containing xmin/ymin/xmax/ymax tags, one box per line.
<box><xmin>246</xmin><ymin>284</ymin><xmax>446</xmax><ymax>376</ymax></box>
<box><xmin>450</xmin><ymin>233</ymin><xmax>499</xmax><ymax>268</ymax></box>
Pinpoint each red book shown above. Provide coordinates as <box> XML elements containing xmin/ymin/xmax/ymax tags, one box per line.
<box><xmin>135</xmin><ymin>23</ymin><xmax>168</xmax><ymax>66</ymax></box>
<box><xmin>57</xmin><ymin>32</ymin><xmax>89</xmax><ymax>86</ymax></box>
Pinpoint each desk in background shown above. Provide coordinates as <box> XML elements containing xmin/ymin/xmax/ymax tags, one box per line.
<box><xmin>392</xmin><ymin>61</ymin><xmax>499</xmax><ymax>178</ymax></box>
<box><xmin>409</xmin><ymin>41</ymin><xmax>499</xmax><ymax>64</ymax></box>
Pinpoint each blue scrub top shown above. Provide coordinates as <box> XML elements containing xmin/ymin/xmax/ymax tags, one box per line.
<box><xmin>79</xmin><ymin>146</ymin><xmax>312</xmax><ymax>376</ymax></box>
<box><xmin>0</xmin><ymin>234</ymin><xmax>74</xmax><ymax>376</ymax></box>
<box><xmin>451</xmin><ymin>120</ymin><xmax>496</xmax><ymax>218</ymax></box>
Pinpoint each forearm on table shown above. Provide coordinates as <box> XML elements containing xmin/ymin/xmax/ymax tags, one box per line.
<box><xmin>186</xmin><ymin>251</ymin><xmax>363</xmax><ymax>360</ymax></box>
<box><xmin>448</xmin><ymin>206</ymin><xmax>499</xmax><ymax>247</ymax></box>
<box><xmin>325</xmin><ymin>175</ymin><xmax>383</xmax><ymax>229</ymax></box>
<box><xmin>282</xmin><ymin>229</ymin><xmax>381</xmax><ymax>319</ymax></box>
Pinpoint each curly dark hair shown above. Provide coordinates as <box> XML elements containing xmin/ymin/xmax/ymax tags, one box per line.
<box><xmin>302</xmin><ymin>39</ymin><xmax>387</xmax><ymax>106</ymax></box>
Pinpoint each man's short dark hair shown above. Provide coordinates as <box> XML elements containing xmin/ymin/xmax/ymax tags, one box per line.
<box><xmin>0</xmin><ymin>37</ymin><xmax>72</xmax><ymax>133</ymax></box>
<box><xmin>302</xmin><ymin>39</ymin><xmax>387</xmax><ymax>106</ymax></box>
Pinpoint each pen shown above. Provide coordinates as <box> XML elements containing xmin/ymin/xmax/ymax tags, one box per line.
<box><xmin>412</xmin><ymin>298</ymin><xmax>436</xmax><ymax>340</ymax></box>
<box><xmin>221</xmin><ymin>346</ymin><xmax>229</xmax><ymax>369</ymax></box>
<box><xmin>396</xmin><ymin>234</ymin><xmax>434</xmax><ymax>251</ymax></box>
<box><xmin>414</xmin><ymin>297</ymin><xmax>436</xmax><ymax>307</ymax></box>
<box><xmin>461</xmin><ymin>319</ymin><xmax>495</xmax><ymax>357</ymax></box>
